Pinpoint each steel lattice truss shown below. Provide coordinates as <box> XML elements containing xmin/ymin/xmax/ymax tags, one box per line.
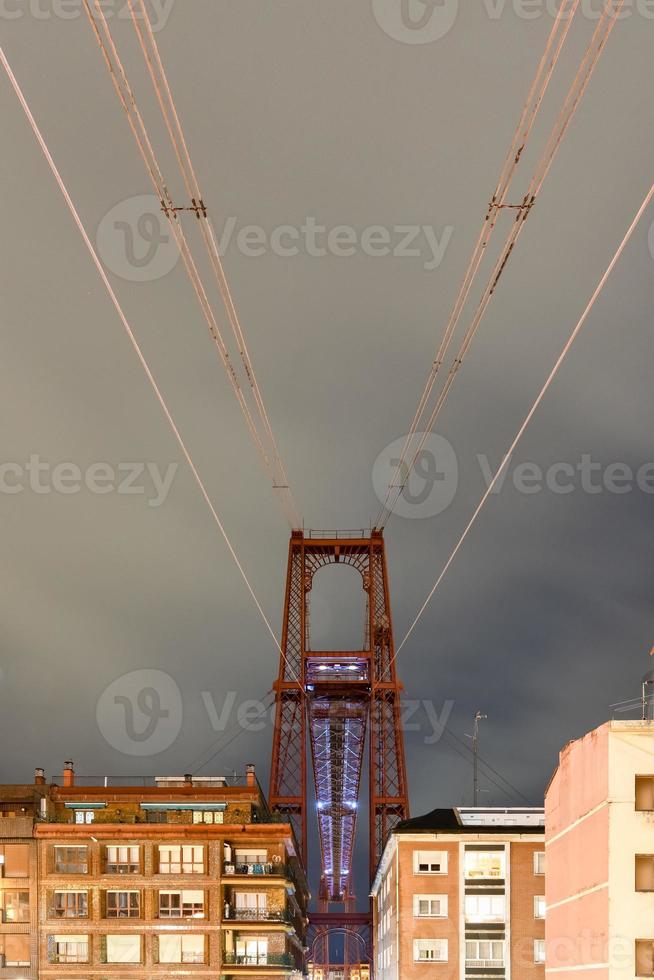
<box><xmin>269</xmin><ymin>531</ymin><xmax>408</xmax><ymax>914</ymax></box>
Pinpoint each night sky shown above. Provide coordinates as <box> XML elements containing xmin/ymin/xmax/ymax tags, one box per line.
<box><xmin>1</xmin><ymin>0</ymin><xmax>653</xmax><ymax>901</ymax></box>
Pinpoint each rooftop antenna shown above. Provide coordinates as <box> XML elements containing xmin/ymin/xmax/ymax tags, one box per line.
<box><xmin>472</xmin><ymin>711</ymin><xmax>487</xmax><ymax>806</ymax></box>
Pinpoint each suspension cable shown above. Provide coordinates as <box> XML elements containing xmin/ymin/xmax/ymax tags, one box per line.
<box><xmin>376</xmin><ymin>0</ymin><xmax>624</xmax><ymax>528</ymax></box>
<box><xmin>82</xmin><ymin>0</ymin><xmax>302</xmax><ymax>530</ymax></box>
<box><xmin>395</xmin><ymin>180</ymin><xmax>654</xmax><ymax>655</ymax></box>
<box><xmin>0</xmin><ymin>42</ymin><xmax>290</xmax><ymax>660</ymax></box>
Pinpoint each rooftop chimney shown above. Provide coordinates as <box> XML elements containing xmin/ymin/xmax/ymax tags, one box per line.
<box><xmin>246</xmin><ymin>763</ymin><xmax>256</xmax><ymax>788</ymax></box>
<box><xmin>34</xmin><ymin>768</ymin><xmax>46</xmax><ymax>786</ymax></box>
<box><xmin>63</xmin><ymin>761</ymin><xmax>75</xmax><ymax>788</ymax></box>
<box><xmin>184</xmin><ymin>774</ymin><xmax>193</xmax><ymax>786</ymax></box>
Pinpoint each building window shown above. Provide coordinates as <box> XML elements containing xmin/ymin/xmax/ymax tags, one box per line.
<box><xmin>534</xmin><ymin>851</ymin><xmax>546</xmax><ymax>875</ymax></box>
<box><xmin>54</xmin><ymin>846</ymin><xmax>88</xmax><ymax>875</ymax></box>
<box><xmin>534</xmin><ymin>939</ymin><xmax>546</xmax><ymax>964</ymax></box>
<box><xmin>413</xmin><ymin>894</ymin><xmax>447</xmax><ymax>917</ymax></box>
<box><xmin>74</xmin><ymin>810</ymin><xmax>95</xmax><ymax>825</ymax></box>
<box><xmin>1</xmin><ymin>890</ymin><xmax>30</xmax><ymax>923</ymax></box>
<box><xmin>106</xmin><ymin>891</ymin><xmax>140</xmax><ymax>918</ymax></box>
<box><xmin>159</xmin><ymin>890</ymin><xmax>205</xmax><ymax>918</ymax></box>
<box><xmin>193</xmin><ymin>809</ymin><xmax>224</xmax><ymax>824</ymax></box>
<box><xmin>0</xmin><ymin>934</ymin><xmax>30</xmax><ymax>967</ymax></box>
<box><xmin>413</xmin><ymin>939</ymin><xmax>448</xmax><ymax>962</ymax></box>
<box><xmin>465</xmin><ymin>894</ymin><xmax>505</xmax><ymax>922</ymax></box>
<box><xmin>105</xmin><ymin>934</ymin><xmax>142</xmax><ymax>964</ymax></box>
<box><xmin>232</xmin><ymin>891</ymin><xmax>268</xmax><ymax>919</ymax></box>
<box><xmin>466</xmin><ymin>940</ymin><xmax>504</xmax><ymax>968</ymax></box>
<box><xmin>146</xmin><ymin>809</ymin><xmax>168</xmax><ymax>823</ymax></box>
<box><xmin>49</xmin><ymin>934</ymin><xmax>89</xmax><ymax>964</ymax></box>
<box><xmin>413</xmin><ymin>850</ymin><xmax>448</xmax><ymax>874</ymax></box>
<box><xmin>105</xmin><ymin>845</ymin><xmax>140</xmax><ymax>875</ymax></box>
<box><xmin>53</xmin><ymin>891</ymin><xmax>88</xmax><ymax>918</ymax></box>
<box><xmin>158</xmin><ymin>934</ymin><xmax>205</xmax><ymax>964</ymax></box>
<box><xmin>636</xmin><ymin>940</ymin><xmax>654</xmax><ymax>977</ymax></box>
<box><xmin>235</xmin><ymin>938</ymin><xmax>268</xmax><ymax>965</ymax></box>
<box><xmin>0</xmin><ymin>843</ymin><xmax>30</xmax><ymax>877</ymax></box>
<box><xmin>534</xmin><ymin>895</ymin><xmax>546</xmax><ymax>919</ymax></box>
<box><xmin>464</xmin><ymin>848</ymin><xmax>505</xmax><ymax>879</ymax></box>
<box><xmin>158</xmin><ymin>845</ymin><xmax>204</xmax><ymax>875</ymax></box>
<box><xmin>234</xmin><ymin>849</ymin><xmax>268</xmax><ymax>871</ymax></box>
<box><xmin>636</xmin><ymin>855</ymin><xmax>654</xmax><ymax>891</ymax></box>
<box><xmin>636</xmin><ymin>776</ymin><xmax>654</xmax><ymax>811</ymax></box>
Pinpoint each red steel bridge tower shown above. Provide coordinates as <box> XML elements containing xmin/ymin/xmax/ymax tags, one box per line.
<box><xmin>269</xmin><ymin>530</ymin><xmax>409</xmax><ymax>974</ymax></box>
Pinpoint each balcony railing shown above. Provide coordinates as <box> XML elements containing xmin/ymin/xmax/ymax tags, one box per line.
<box><xmin>224</xmin><ymin>906</ymin><xmax>289</xmax><ymax>922</ymax></box>
<box><xmin>223</xmin><ymin>952</ymin><xmax>293</xmax><ymax>966</ymax></box>
<box><xmin>466</xmin><ymin>960</ymin><xmax>505</xmax><ymax>969</ymax></box>
<box><xmin>224</xmin><ymin>862</ymin><xmax>284</xmax><ymax>877</ymax></box>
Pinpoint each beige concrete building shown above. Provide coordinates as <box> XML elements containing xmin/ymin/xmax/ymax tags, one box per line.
<box><xmin>371</xmin><ymin>807</ymin><xmax>546</xmax><ymax>980</ymax></box>
<box><xmin>546</xmin><ymin>719</ymin><xmax>654</xmax><ymax>980</ymax></box>
<box><xmin>0</xmin><ymin>763</ymin><xmax>309</xmax><ymax>980</ymax></box>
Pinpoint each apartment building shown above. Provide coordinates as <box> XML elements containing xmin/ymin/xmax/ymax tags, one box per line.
<box><xmin>0</xmin><ymin>775</ymin><xmax>47</xmax><ymax>979</ymax></box>
<box><xmin>371</xmin><ymin>806</ymin><xmax>546</xmax><ymax>980</ymax></box>
<box><xmin>0</xmin><ymin>762</ymin><xmax>308</xmax><ymax>980</ymax></box>
<box><xmin>546</xmin><ymin>719</ymin><xmax>654</xmax><ymax>980</ymax></box>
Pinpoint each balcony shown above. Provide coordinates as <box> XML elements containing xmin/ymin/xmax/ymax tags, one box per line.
<box><xmin>224</xmin><ymin>906</ymin><xmax>290</xmax><ymax>923</ymax></box>
<box><xmin>466</xmin><ymin>960</ymin><xmax>505</xmax><ymax>969</ymax></box>
<box><xmin>224</xmin><ymin>862</ymin><xmax>284</xmax><ymax>877</ymax></box>
<box><xmin>223</xmin><ymin>952</ymin><xmax>294</xmax><ymax>967</ymax></box>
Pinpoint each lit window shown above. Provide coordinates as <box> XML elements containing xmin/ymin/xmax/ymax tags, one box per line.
<box><xmin>464</xmin><ymin>848</ymin><xmax>505</xmax><ymax>879</ymax></box>
<box><xmin>105</xmin><ymin>846</ymin><xmax>140</xmax><ymax>875</ymax></box>
<box><xmin>465</xmin><ymin>894</ymin><xmax>505</xmax><ymax>922</ymax></box>
<box><xmin>192</xmin><ymin>810</ymin><xmax>224</xmax><ymax>824</ymax></box>
<box><xmin>413</xmin><ymin>850</ymin><xmax>447</xmax><ymax>874</ymax></box>
<box><xmin>413</xmin><ymin>939</ymin><xmax>448</xmax><ymax>962</ymax></box>
<box><xmin>235</xmin><ymin>938</ymin><xmax>268</xmax><ymax>965</ymax></box>
<box><xmin>534</xmin><ymin>895</ymin><xmax>546</xmax><ymax>919</ymax></box>
<box><xmin>158</xmin><ymin>845</ymin><xmax>204</xmax><ymax>875</ymax></box>
<box><xmin>466</xmin><ymin>940</ymin><xmax>504</xmax><ymax>967</ymax></box>
<box><xmin>105</xmin><ymin>934</ymin><xmax>142</xmax><ymax>963</ymax></box>
<box><xmin>74</xmin><ymin>811</ymin><xmax>95</xmax><ymax>825</ymax></box>
<box><xmin>158</xmin><ymin>934</ymin><xmax>205</xmax><ymax>964</ymax></box>
<box><xmin>1</xmin><ymin>891</ymin><xmax>30</xmax><ymax>923</ymax></box>
<box><xmin>534</xmin><ymin>939</ymin><xmax>546</xmax><ymax>964</ymax></box>
<box><xmin>159</xmin><ymin>890</ymin><xmax>205</xmax><ymax>918</ymax></box>
<box><xmin>232</xmin><ymin>891</ymin><xmax>268</xmax><ymax>919</ymax></box>
<box><xmin>534</xmin><ymin>851</ymin><xmax>546</xmax><ymax>875</ymax></box>
<box><xmin>49</xmin><ymin>934</ymin><xmax>88</xmax><ymax>964</ymax></box>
